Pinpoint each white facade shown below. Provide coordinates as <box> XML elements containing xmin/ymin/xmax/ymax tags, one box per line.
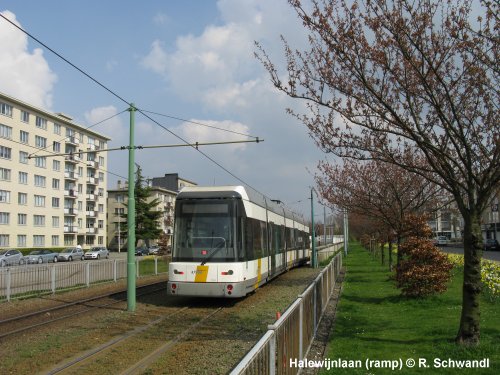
<box><xmin>0</xmin><ymin>92</ymin><xmax>110</xmax><ymax>249</ymax></box>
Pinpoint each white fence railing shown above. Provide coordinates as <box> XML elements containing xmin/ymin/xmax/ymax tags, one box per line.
<box><xmin>231</xmin><ymin>249</ymin><xmax>343</xmax><ymax>375</ymax></box>
<box><xmin>0</xmin><ymin>258</ymin><xmax>168</xmax><ymax>302</ymax></box>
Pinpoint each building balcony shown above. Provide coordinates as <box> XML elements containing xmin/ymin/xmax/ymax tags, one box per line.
<box><xmin>86</xmin><ymin>226</ymin><xmax>97</xmax><ymax>235</ymax></box>
<box><xmin>85</xmin><ymin>210</ymin><xmax>98</xmax><ymax>217</ymax></box>
<box><xmin>64</xmin><ymin>171</ymin><xmax>77</xmax><ymax>180</ymax></box>
<box><xmin>87</xmin><ymin>144</ymin><xmax>97</xmax><ymax>151</ymax></box>
<box><xmin>64</xmin><ymin>226</ymin><xmax>77</xmax><ymax>233</ymax></box>
<box><xmin>86</xmin><ymin>193</ymin><xmax>98</xmax><ymax>201</ymax></box>
<box><xmin>64</xmin><ymin>190</ymin><xmax>78</xmax><ymax>198</ymax></box>
<box><xmin>64</xmin><ymin>154</ymin><xmax>80</xmax><ymax>164</ymax></box>
<box><xmin>86</xmin><ymin>160</ymin><xmax>99</xmax><ymax>169</ymax></box>
<box><xmin>66</xmin><ymin>136</ymin><xmax>80</xmax><ymax>146</ymax></box>
<box><xmin>86</xmin><ymin>177</ymin><xmax>98</xmax><ymax>185</ymax></box>
<box><xmin>64</xmin><ymin>207</ymin><xmax>78</xmax><ymax>216</ymax></box>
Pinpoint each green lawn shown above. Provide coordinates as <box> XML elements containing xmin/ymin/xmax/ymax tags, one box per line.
<box><xmin>321</xmin><ymin>242</ymin><xmax>499</xmax><ymax>374</ymax></box>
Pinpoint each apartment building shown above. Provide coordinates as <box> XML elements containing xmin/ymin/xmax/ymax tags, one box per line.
<box><xmin>0</xmin><ymin>92</ymin><xmax>110</xmax><ymax>249</ymax></box>
<box><xmin>107</xmin><ymin>180</ymin><xmax>178</xmax><ymax>251</ymax></box>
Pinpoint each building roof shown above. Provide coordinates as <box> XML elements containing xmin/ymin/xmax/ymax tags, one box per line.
<box><xmin>0</xmin><ymin>91</ymin><xmax>111</xmax><ymax>141</ymax></box>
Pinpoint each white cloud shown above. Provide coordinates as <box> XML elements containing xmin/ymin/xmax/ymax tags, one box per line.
<box><xmin>0</xmin><ymin>10</ymin><xmax>57</xmax><ymax>109</ymax></box>
<box><xmin>174</xmin><ymin>119</ymin><xmax>250</xmax><ymax>152</ymax></box>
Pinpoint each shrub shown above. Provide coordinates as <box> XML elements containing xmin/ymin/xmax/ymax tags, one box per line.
<box><xmin>396</xmin><ymin>214</ymin><xmax>453</xmax><ymax>297</ymax></box>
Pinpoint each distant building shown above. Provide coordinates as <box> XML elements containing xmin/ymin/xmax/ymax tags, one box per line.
<box><xmin>151</xmin><ymin>173</ymin><xmax>197</xmax><ymax>192</ymax></box>
<box><xmin>106</xmin><ymin>180</ymin><xmax>178</xmax><ymax>251</ymax></box>
<box><xmin>482</xmin><ymin>191</ymin><xmax>500</xmax><ymax>241</ymax></box>
<box><xmin>0</xmin><ymin>91</ymin><xmax>110</xmax><ymax>249</ymax></box>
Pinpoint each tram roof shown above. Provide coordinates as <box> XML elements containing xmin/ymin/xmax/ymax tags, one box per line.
<box><xmin>177</xmin><ymin>185</ymin><xmax>307</xmax><ymax>225</ymax></box>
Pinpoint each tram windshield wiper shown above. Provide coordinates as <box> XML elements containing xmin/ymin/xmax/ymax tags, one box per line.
<box><xmin>200</xmin><ymin>238</ymin><xmax>226</xmax><ymax>266</ymax></box>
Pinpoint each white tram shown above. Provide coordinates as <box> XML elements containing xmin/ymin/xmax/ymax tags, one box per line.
<box><xmin>168</xmin><ymin>186</ymin><xmax>310</xmax><ymax>298</ymax></box>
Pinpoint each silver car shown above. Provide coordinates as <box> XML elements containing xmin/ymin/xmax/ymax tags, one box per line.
<box><xmin>84</xmin><ymin>247</ymin><xmax>109</xmax><ymax>260</ymax></box>
<box><xmin>0</xmin><ymin>249</ymin><xmax>23</xmax><ymax>267</ymax></box>
<box><xmin>57</xmin><ymin>247</ymin><xmax>84</xmax><ymax>262</ymax></box>
<box><xmin>19</xmin><ymin>249</ymin><xmax>59</xmax><ymax>265</ymax></box>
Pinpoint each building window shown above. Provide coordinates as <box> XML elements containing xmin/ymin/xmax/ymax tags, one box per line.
<box><xmin>98</xmin><ymin>236</ymin><xmax>104</xmax><ymax>245</ymax></box>
<box><xmin>0</xmin><ymin>124</ymin><xmax>12</xmax><ymax>139</ymax></box>
<box><xmin>0</xmin><ymin>145</ymin><xmax>12</xmax><ymax>159</ymax></box>
<box><xmin>54</xmin><ymin>123</ymin><xmax>61</xmax><ymax>135</ymax></box>
<box><xmin>99</xmin><ymin>172</ymin><xmax>104</xmax><ymax>182</ymax></box>
<box><xmin>19</xmin><ymin>151</ymin><xmax>29</xmax><ymax>164</ymax></box>
<box><xmin>34</xmin><ymin>175</ymin><xmax>46</xmax><ymax>187</ymax></box>
<box><xmin>21</xmin><ymin>110</ymin><xmax>30</xmax><ymax>123</ymax></box>
<box><xmin>98</xmin><ymin>204</ymin><xmax>104</xmax><ymax>213</ymax></box>
<box><xmin>0</xmin><ymin>167</ymin><xmax>11</xmax><ymax>181</ymax></box>
<box><xmin>35</xmin><ymin>156</ymin><xmax>47</xmax><ymax>168</ymax></box>
<box><xmin>18</xmin><ymin>213</ymin><xmax>27</xmax><ymax>225</ymax></box>
<box><xmin>52</xmin><ymin>197</ymin><xmax>60</xmax><ymax>208</ymax></box>
<box><xmin>99</xmin><ymin>156</ymin><xmax>104</xmax><ymax>166</ymax></box>
<box><xmin>34</xmin><ymin>195</ymin><xmax>45</xmax><ymax>207</ymax></box>
<box><xmin>0</xmin><ymin>190</ymin><xmax>10</xmax><ymax>203</ymax></box>
<box><xmin>0</xmin><ymin>234</ymin><xmax>10</xmax><ymax>246</ymax></box>
<box><xmin>20</xmin><ymin>130</ymin><xmax>29</xmax><ymax>144</ymax></box>
<box><xmin>33</xmin><ymin>235</ymin><xmax>45</xmax><ymax>246</ymax></box>
<box><xmin>17</xmin><ymin>235</ymin><xmax>27</xmax><ymax>247</ymax></box>
<box><xmin>18</xmin><ymin>192</ymin><xmax>27</xmax><ymax>205</ymax></box>
<box><xmin>52</xmin><ymin>178</ymin><xmax>60</xmax><ymax>190</ymax></box>
<box><xmin>35</xmin><ymin>135</ymin><xmax>47</xmax><ymax>148</ymax></box>
<box><xmin>35</xmin><ymin>116</ymin><xmax>47</xmax><ymax>130</ymax></box>
<box><xmin>52</xmin><ymin>216</ymin><xmax>60</xmax><ymax>228</ymax></box>
<box><xmin>98</xmin><ymin>220</ymin><xmax>104</xmax><ymax>229</ymax></box>
<box><xmin>52</xmin><ymin>235</ymin><xmax>59</xmax><ymax>246</ymax></box>
<box><xmin>0</xmin><ymin>212</ymin><xmax>9</xmax><ymax>224</ymax></box>
<box><xmin>53</xmin><ymin>141</ymin><xmax>61</xmax><ymax>152</ymax></box>
<box><xmin>53</xmin><ymin>159</ymin><xmax>61</xmax><ymax>171</ymax></box>
<box><xmin>33</xmin><ymin>215</ymin><xmax>45</xmax><ymax>226</ymax></box>
<box><xmin>0</xmin><ymin>102</ymin><xmax>13</xmax><ymax>117</ymax></box>
<box><xmin>18</xmin><ymin>171</ymin><xmax>28</xmax><ymax>184</ymax></box>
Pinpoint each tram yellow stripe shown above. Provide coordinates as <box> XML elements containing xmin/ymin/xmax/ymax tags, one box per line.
<box><xmin>194</xmin><ymin>265</ymin><xmax>209</xmax><ymax>283</ymax></box>
<box><xmin>254</xmin><ymin>259</ymin><xmax>262</xmax><ymax>289</ymax></box>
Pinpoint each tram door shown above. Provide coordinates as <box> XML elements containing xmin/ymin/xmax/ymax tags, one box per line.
<box><xmin>268</xmin><ymin>222</ymin><xmax>276</xmax><ymax>278</ymax></box>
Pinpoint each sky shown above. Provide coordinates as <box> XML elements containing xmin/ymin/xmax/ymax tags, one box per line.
<box><xmin>0</xmin><ymin>0</ymin><xmax>332</xmax><ymax>219</ymax></box>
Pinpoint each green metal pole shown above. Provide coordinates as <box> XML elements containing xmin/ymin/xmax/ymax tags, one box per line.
<box><xmin>311</xmin><ymin>188</ymin><xmax>316</xmax><ymax>268</ymax></box>
<box><xmin>127</xmin><ymin>104</ymin><xmax>136</xmax><ymax>312</ymax></box>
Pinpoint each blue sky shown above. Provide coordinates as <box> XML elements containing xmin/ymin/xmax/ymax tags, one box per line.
<box><xmin>0</xmin><ymin>0</ymin><xmax>330</xmax><ymax>218</ymax></box>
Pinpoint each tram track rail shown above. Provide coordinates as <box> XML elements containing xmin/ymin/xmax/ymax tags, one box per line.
<box><xmin>0</xmin><ymin>281</ymin><xmax>167</xmax><ymax>340</ymax></box>
<box><xmin>45</xmin><ymin>306</ymin><xmax>224</xmax><ymax>375</ymax></box>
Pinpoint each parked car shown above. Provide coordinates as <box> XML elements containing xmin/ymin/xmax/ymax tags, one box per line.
<box><xmin>148</xmin><ymin>245</ymin><xmax>159</xmax><ymax>255</ymax></box>
<box><xmin>84</xmin><ymin>247</ymin><xmax>110</xmax><ymax>260</ymax></box>
<box><xmin>0</xmin><ymin>249</ymin><xmax>23</xmax><ymax>267</ymax></box>
<box><xmin>19</xmin><ymin>249</ymin><xmax>59</xmax><ymax>265</ymax></box>
<box><xmin>433</xmin><ymin>236</ymin><xmax>449</xmax><ymax>246</ymax></box>
<box><xmin>483</xmin><ymin>238</ymin><xmax>499</xmax><ymax>251</ymax></box>
<box><xmin>135</xmin><ymin>247</ymin><xmax>149</xmax><ymax>256</ymax></box>
<box><xmin>57</xmin><ymin>247</ymin><xmax>84</xmax><ymax>262</ymax></box>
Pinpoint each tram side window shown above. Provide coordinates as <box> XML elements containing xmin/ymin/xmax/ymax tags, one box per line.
<box><xmin>252</xmin><ymin>219</ymin><xmax>265</xmax><ymax>259</ymax></box>
<box><xmin>261</xmin><ymin>221</ymin><xmax>268</xmax><ymax>257</ymax></box>
<box><xmin>244</xmin><ymin>218</ymin><xmax>254</xmax><ymax>261</ymax></box>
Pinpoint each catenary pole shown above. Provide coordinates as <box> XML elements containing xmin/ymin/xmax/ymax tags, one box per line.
<box><xmin>311</xmin><ymin>188</ymin><xmax>316</xmax><ymax>268</ymax></box>
<box><xmin>127</xmin><ymin>104</ymin><xmax>136</xmax><ymax>312</ymax></box>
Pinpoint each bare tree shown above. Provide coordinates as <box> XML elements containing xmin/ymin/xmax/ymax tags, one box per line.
<box><xmin>257</xmin><ymin>0</ymin><xmax>499</xmax><ymax>344</ymax></box>
<box><xmin>316</xmin><ymin>154</ymin><xmax>443</xmax><ymax>270</ymax></box>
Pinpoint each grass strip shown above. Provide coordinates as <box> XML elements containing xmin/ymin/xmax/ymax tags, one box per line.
<box><xmin>320</xmin><ymin>242</ymin><xmax>499</xmax><ymax>374</ymax></box>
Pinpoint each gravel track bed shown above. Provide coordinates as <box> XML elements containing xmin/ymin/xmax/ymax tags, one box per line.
<box><xmin>1</xmin><ymin>266</ymin><xmax>322</xmax><ymax>374</ymax></box>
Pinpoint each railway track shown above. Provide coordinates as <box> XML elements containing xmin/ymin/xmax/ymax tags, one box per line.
<box><xmin>0</xmin><ymin>281</ymin><xmax>166</xmax><ymax>340</ymax></box>
<box><xmin>46</xmin><ymin>306</ymin><xmax>223</xmax><ymax>375</ymax></box>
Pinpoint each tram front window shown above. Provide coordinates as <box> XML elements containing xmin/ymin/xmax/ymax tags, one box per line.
<box><xmin>173</xmin><ymin>200</ymin><xmax>238</xmax><ymax>262</ymax></box>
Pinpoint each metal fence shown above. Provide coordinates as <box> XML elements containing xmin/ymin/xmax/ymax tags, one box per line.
<box><xmin>0</xmin><ymin>257</ymin><xmax>168</xmax><ymax>302</ymax></box>
<box><xmin>230</xmin><ymin>249</ymin><xmax>343</xmax><ymax>375</ymax></box>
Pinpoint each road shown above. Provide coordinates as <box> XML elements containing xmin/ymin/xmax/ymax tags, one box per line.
<box><xmin>440</xmin><ymin>245</ymin><xmax>500</xmax><ymax>262</ymax></box>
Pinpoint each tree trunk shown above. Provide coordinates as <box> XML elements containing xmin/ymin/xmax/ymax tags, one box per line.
<box><xmin>388</xmin><ymin>241</ymin><xmax>393</xmax><ymax>272</ymax></box>
<box><xmin>380</xmin><ymin>242</ymin><xmax>385</xmax><ymax>265</ymax></box>
<box><xmin>456</xmin><ymin>209</ymin><xmax>482</xmax><ymax>345</ymax></box>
